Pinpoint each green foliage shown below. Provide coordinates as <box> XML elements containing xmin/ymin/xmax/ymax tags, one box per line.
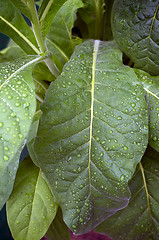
<box><xmin>0</xmin><ymin>0</ymin><xmax>159</xmax><ymax>239</ymax></box>
<box><xmin>34</xmin><ymin>39</ymin><xmax>148</xmax><ymax>234</ymax></box>
<box><xmin>6</xmin><ymin>156</ymin><xmax>58</xmax><ymax>240</ymax></box>
<box><xmin>95</xmin><ymin>146</ymin><xmax>159</xmax><ymax>240</ymax></box>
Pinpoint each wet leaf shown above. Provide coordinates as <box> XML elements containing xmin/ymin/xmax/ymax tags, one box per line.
<box><xmin>34</xmin><ymin>40</ymin><xmax>148</xmax><ymax>234</ymax></box>
<box><xmin>95</xmin><ymin>146</ymin><xmax>159</xmax><ymax>240</ymax></box>
<box><xmin>6</xmin><ymin>156</ymin><xmax>58</xmax><ymax>240</ymax></box>
<box><xmin>0</xmin><ymin>56</ymin><xmax>39</xmax><ymax>210</ymax></box>
<box><xmin>135</xmin><ymin>69</ymin><xmax>159</xmax><ymax>152</ymax></box>
<box><xmin>112</xmin><ymin>0</ymin><xmax>159</xmax><ymax>75</ymax></box>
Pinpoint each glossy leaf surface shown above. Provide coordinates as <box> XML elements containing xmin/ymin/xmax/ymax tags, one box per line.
<box><xmin>135</xmin><ymin>69</ymin><xmax>159</xmax><ymax>152</ymax></box>
<box><xmin>112</xmin><ymin>0</ymin><xmax>159</xmax><ymax>75</ymax></box>
<box><xmin>6</xmin><ymin>157</ymin><xmax>58</xmax><ymax>240</ymax></box>
<box><xmin>34</xmin><ymin>40</ymin><xmax>148</xmax><ymax>234</ymax></box>
<box><xmin>96</xmin><ymin>146</ymin><xmax>159</xmax><ymax>240</ymax></box>
<box><xmin>46</xmin><ymin>208</ymin><xmax>70</xmax><ymax>240</ymax></box>
<box><xmin>46</xmin><ymin>0</ymin><xmax>83</xmax><ymax>64</ymax></box>
<box><xmin>0</xmin><ymin>56</ymin><xmax>38</xmax><ymax>210</ymax></box>
<box><xmin>0</xmin><ymin>0</ymin><xmax>39</xmax><ymax>54</ymax></box>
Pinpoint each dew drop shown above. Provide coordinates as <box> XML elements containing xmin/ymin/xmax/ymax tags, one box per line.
<box><xmin>120</xmin><ymin>174</ymin><xmax>125</xmax><ymax>181</ymax></box>
<box><xmin>19</xmin><ymin>133</ymin><xmax>23</xmax><ymax>139</ymax></box>
<box><xmin>15</xmin><ymin>102</ymin><xmax>21</xmax><ymax>107</ymax></box>
<box><xmin>123</xmin><ymin>146</ymin><xmax>128</xmax><ymax>150</ymax></box>
<box><xmin>116</xmin><ymin>116</ymin><xmax>122</xmax><ymax>120</ymax></box>
<box><xmin>0</xmin><ymin>122</ymin><xmax>4</xmax><ymax>128</ymax></box>
<box><xmin>4</xmin><ymin>155</ymin><xmax>9</xmax><ymax>161</ymax></box>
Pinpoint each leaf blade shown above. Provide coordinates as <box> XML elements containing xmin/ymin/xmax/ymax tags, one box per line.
<box><xmin>95</xmin><ymin>146</ymin><xmax>159</xmax><ymax>240</ymax></box>
<box><xmin>34</xmin><ymin>40</ymin><xmax>148</xmax><ymax>234</ymax></box>
<box><xmin>6</xmin><ymin>157</ymin><xmax>58</xmax><ymax>240</ymax></box>
<box><xmin>0</xmin><ymin>56</ymin><xmax>38</xmax><ymax>209</ymax></box>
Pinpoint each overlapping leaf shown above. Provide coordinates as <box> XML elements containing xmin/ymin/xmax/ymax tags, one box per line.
<box><xmin>96</xmin><ymin>146</ymin><xmax>159</xmax><ymax>240</ymax></box>
<box><xmin>46</xmin><ymin>208</ymin><xmax>70</xmax><ymax>240</ymax></box>
<box><xmin>10</xmin><ymin>0</ymin><xmax>32</xmax><ymax>21</ymax></box>
<box><xmin>34</xmin><ymin>40</ymin><xmax>148</xmax><ymax>234</ymax></box>
<box><xmin>112</xmin><ymin>0</ymin><xmax>159</xmax><ymax>75</ymax></box>
<box><xmin>135</xmin><ymin>69</ymin><xmax>159</xmax><ymax>152</ymax></box>
<box><xmin>0</xmin><ymin>56</ymin><xmax>38</xmax><ymax>210</ymax></box>
<box><xmin>38</xmin><ymin>0</ymin><xmax>68</xmax><ymax>39</ymax></box>
<box><xmin>0</xmin><ymin>0</ymin><xmax>39</xmax><ymax>54</ymax></box>
<box><xmin>6</xmin><ymin>156</ymin><xmax>58</xmax><ymax>240</ymax></box>
<box><xmin>46</xmin><ymin>0</ymin><xmax>83</xmax><ymax>64</ymax></box>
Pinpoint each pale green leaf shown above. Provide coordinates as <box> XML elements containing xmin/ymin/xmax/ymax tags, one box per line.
<box><xmin>0</xmin><ymin>0</ymin><xmax>40</xmax><ymax>54</ymax></box>
<box><xmin>0</xmin><ymin>56</ymin><xmax>38</xmax><ymax>210</ymax></box>
<box><xmin>46</xmin><ymin>208</ymin><xmax>71</xmax><ymax>240</ymax></box>
<box><xmin>95</xmin><ymin>146</ymin><xmax>159</xmax><ymax>240</ymax></box>
<box><xmin>112</xmin><ymin>0</ymin><xmax>159</xmax><ymax>75</ymax></box>
<box><xmin>46</xmin><ymin>0</ymin><xmax>84</xmax><ymax>64</ymax></box>
<box><xmin>135</xmin><ymin>69</ymin><xmax>159</xmax><ymax>152</ymax></box>
<box><xmin>34</xmin><ymin>40</ymin><xmax>148</xmax><ymax>234</ymax></box>
<box><xmin>6</xmin><ymin>156</ymin><xmax>58</xmax><ymax>240</ymax></box>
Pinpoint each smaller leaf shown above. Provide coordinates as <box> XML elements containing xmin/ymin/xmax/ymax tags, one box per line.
<box><xmin>6</xmin><ymin>156</ymin><xmax>58</xmax><ymax>240</ymax></box>
<box><xmin>95</xmin><ymin>146</ymin><xmax>159</xmax><ymax>240</ymax></box>
<box><xmin>46</xmin><ymin>208</ymin><xmax>71</xmax><ymax>240</ymax></box>
<box><xmin>46</xmin><ymin>0</ymin><xmax>84</xmax><ymax>64</ymax></box>
<box><xmin>135</xmin><ymin>69</ymin><xmax>159</xmax><ymax>152</ymax></box>
<box><xmin>10</xmin><ymin>0</ymin><xmax>32</xmax><ymax>21</ymax></box>
<box><xmin>0</xmin><ymin>0</ymin><xmax>39</xmax><ymax>54</ymax></box>
<box><xmin>39</xmin><ymin>0</ymin><xmax>68</xmax><ymax>39</ymax></box>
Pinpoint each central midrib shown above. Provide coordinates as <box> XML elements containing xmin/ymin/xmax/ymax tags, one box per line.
<box><xmin>88</xmin><ymin>40</ymin><xmax>100</xmax><ymax>194</ymax></box>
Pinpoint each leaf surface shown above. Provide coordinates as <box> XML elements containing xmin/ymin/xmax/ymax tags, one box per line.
<box><xmin>95</xmin><ymin>146</ymin><xmax>159</xmax><ymax>240</ymax></box>
<box><xmin>10</xmin><ymin>0</ymin><xmax>32</xmax><ymax>21</ymax></box>
<box><xmin>112</xmin><ymin>0</ymin><xmax>159</xmax><ymax>75</ymax></box>
<box><xmin>6</xmin><ymin>156</ymin><xmax>58</xmax><ymax>240</ymax></box>
<box><xmin>34</xmin><ymin>40</ymin><xmax>148</xmax><ymax>234</ymax></box>
<box><xmin>46</xmin><ymin>0</ymin><xmax>83</xmax><ymax>64</ymax></box>
<box><xmin>38</xmin><ymin>0</ymin><xmax>68</xmax><ymax>39</ymax></box>
<box><xmin>0</xmin><ymin>56</ymin><xmax>38</xmax><ymax>209</ymax></box>
<box><xmin>0</xmin><ymin>0</ymin><xmax>39</xmax><ymax>54</ymax></box>
<box><xmin>135</xmin><ymin>69</ymin><xmax>159</xmax><ymax>152</ymax></box>
<box><xmin>46</xmin><ymin>208</ymin><xmax>71</xmax><ymax>240</ymax></box>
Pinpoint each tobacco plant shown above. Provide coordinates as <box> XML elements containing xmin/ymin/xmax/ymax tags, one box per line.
<box><xmin>0</xmin><ymin>0</ymin><xmax>159</xmax><ymax>239</ymax></box>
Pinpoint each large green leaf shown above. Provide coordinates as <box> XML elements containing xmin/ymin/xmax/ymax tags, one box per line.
<box><xmin>0</xmin><ymin>0</ymin><xmax>39</xmax><ymax>54</ymax></box>
<box><xmin>0</xmin><ymin>56</ymin><xmax>38</xmax><ymax>210</ymax></box>
<box><xmin>135</xmin><ymin>69</ymin><xmax>159</xmax><ymax>152</ymax></box>
<box><xmin>46</xmin><ymin>0</ymin><xmax>83</xmax><ymax>64</ymax></box>
<box><xmin>38</xmin><ymin>0</ymin><xmax>68</xmax><ymax>39</ymax></box>
<box><xmin>34</xmin><ymin>40</ymin><xmax>148</xmax><ymax>234</ymax></box>
<box><xmin>46</xmin><ymin>208</ymin><xmax>71</xmax><ymax>240</ymax></box>
<box><xmin>6</xmin><ymin>156</ymin><xmax>58</xmax><ymax>240</ymax></box>
<box><xmin>95</xmin><ymin>146</ymin><xmax>159</xmax><ymax>240</ymax></box>
<box><xmin>112</xmin><ymin>0</ymin><xmax>159</xmax><ymax>75</ymax></box>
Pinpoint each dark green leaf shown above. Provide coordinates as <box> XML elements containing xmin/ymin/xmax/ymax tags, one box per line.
<box><xmin>10</xmin><ymin>0</ymin><xmax>32</xmax><ymax>21</ymax></box>
<box><xmin>38</xmin><ymin>0</ymin><xmax>68</xmax><ymax>39</ymax></box>
<box><xmin>6</xmin><ymin>156</ymin><xmax>58</xmax><ymax>240</ymax></box>
<box><xmin>0</xmin><ymin>56</ymin><xmax>39</xmax><ymax>210</ymax></box>
<box><xmin>135</xmin><ymin>69</ymin><xmax>159</xmax><ymax>152</ymax></box>
<box><xmin>95</xmin><ymin>146</ymin><xmax>159</xmax><ymax>240</ymax></box>
<box><xmin>112</xmin><ymin>0</ymin><xmax>159</xmax><ymax>75</ymax></box>
<box><xmin>0</xmin><ymin>0</ymin><xmax>39</xmax><ymax>54</ymax></box>
<box><xmin>46</xmin><ymin>208</ymin><xmax>71</xmax><ymax>240</ymax></box>
<box><xmin>27</xmin><ymin>110</ymin><xmax>42</xmax><ymax>165</ymax></box>
<box><xmin>34</xmin><ymin>40</ymin><xmax>148</xmax><ymax>234</ymax></box>
<box><xmin>46</xmin><ymin>0</ymin><xmax>84</xmax><ymax>64</ymax></box>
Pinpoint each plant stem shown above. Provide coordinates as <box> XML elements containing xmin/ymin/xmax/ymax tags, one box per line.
<box><xmin>27</xmin><ymin>0</ymin><xmax>46</xmax><ymax>53</ymax></box>
<box><xmin>45</xmin><ymin>57</ymin><xmax>60</xmax><ymax>77</ymax></box>
<box><xmin>95</xmin><ymin>0</ymin><xmax>105</xmax><ymax>40</ymax></box>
